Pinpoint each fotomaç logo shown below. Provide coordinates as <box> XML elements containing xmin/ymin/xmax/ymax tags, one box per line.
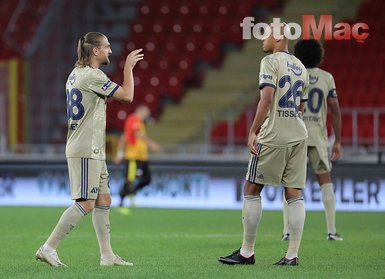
<box><xmin>240</xmin><ymin>15</ymin><xmax>369</xmax><ymax>43</ymax></box>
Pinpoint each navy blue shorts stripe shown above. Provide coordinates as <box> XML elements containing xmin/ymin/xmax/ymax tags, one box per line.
<box><xmin>85</xmin><ymin>158</ymin><xmax>88</xmax><ymax>199</ymax></box>
<box><xmin>81</xmin><ymin>158</ymin><xmax>89</xmax><ymax>199</ymax></box>
<box><xmin>248</xmin><ymin>143</ymin><xmax>263</xmax><ymax>183</ymax></box>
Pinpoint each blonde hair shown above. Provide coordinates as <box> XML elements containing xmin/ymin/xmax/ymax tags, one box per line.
<box><xmin>75</xmin><ymin>32</ymin><xmax>106</xmax><ymax>67</ymax></box>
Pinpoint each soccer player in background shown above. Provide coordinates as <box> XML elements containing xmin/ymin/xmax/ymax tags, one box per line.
<box><xmin>282</xmin><ymin>39</ymin><xmax>343</xmax><ymax>241</ymax></box>
<box><xmin>114</xmin><ymin>105</ymin><xmax>160</xmax><ymax>211</ymax></box>
<box><xmin>36</xmin><ymin>32</ymin><xmax>143</xmax><ymax>267</ymax></box>
<box><xmin>218</xmin><ymin>24</ymin><xmax>309</xmax><ymax>266</ymax></box>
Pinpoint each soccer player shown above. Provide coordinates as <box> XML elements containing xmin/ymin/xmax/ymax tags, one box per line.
<box><xmin>35</xmin><ymin>32</ymin><xmax>143</xmax><ymax>267</ymax></box>
<box><xmin>114</xmin><ymin>105</ymin><xmax>160</xmax><ymax>210</ymax></box>
<box><xmin>282</xmin><ymin>39</ymin><xmax>342</xmax><ymax>241</ymax></box>
<box><xmin>218</xmin><ymin>24</ymin><xmax>309</xmax><ymax>266</ymax></box>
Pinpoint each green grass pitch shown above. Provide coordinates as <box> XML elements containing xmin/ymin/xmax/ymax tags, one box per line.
<box><xmin>1</xmin><ymin>207</ymin><xmax>384</xmax><ymax>278</ymax></box>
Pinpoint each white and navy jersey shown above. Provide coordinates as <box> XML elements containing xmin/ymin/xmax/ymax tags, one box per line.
<box><xmin>65</xmin><ymin>66</ymin><xmax>119</xmax><ymax>160</ymax></box>
<box><xmin>303</xmin><ymin>67</ymin><xmax>338</xmax><ymax>147</ymax></box>
<box><xmin>257</xmin><ymin>51</ymin><xmax>309</xmax><ymax>147</ymax></box>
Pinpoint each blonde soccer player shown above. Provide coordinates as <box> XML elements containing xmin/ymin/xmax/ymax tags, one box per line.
<box><xmin>36</xmin><ymin>32</ymin><xmax>143</xmax><ymax>267</ymax></box>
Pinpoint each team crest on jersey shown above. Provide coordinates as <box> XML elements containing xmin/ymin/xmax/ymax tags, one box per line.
<box><xmin>287</xmin><ymin>62</ymin><xmax>302</xmax><ymax>76</ymax></box>
<box><xmin>102</xmin><ymin>80</ymin><xmax>112</xmax><ymax>91</ymax></box>
<box><xmin>67</xmin><ymin>73</ymin><xmax>76</xmax><ymax>85</ymax></box>
<box><xmin>309</xmin><ymin>75</ymin><xmax>319</xmax><ymax>84</ymax></box>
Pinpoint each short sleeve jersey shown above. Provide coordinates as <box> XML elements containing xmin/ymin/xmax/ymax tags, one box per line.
<box><xmin>257</xmin><ymin>51</ymin><xmax>309</xmax><ymax>147</ymax></box>
<box><xmin>65</xmin><ymin>66</ymin><xmax>119</xmax><ymax>160</ymax></box>
<box><xmin>124</xmin><ymin>114</ymin><xmax>148</xmax><ymax>161</ymax></box>
<box><xmin>303</xmin><ymin>67</ymin><xmax>337</xmax><ymax>147</ymax></box>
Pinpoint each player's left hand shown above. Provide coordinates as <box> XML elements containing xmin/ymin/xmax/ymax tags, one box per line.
<box><xmin>331</xmin><ymin>142</ymin><xmax>341</xmax><ymax>161</ymax></box>
<box><xmin>247</xmin><ymin>132</ymin><xmax>258</xmax><ymax>155</ymax></box>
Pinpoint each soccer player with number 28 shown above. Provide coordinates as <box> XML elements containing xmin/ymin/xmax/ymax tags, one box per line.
<box><xmin>219</xmin><ymin>24</ymin><xmax>309</xmax><ymax>266</ymax></box>
<box><xmin>36</xmin><ymin>32</ymin><xmax>143</xmax><ymax>267</ymax></box>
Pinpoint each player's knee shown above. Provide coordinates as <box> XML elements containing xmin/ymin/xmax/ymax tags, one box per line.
<box><xmin>244</xmin><ymin>180</ymin><xmax>263</xmax><ymax>196</ymax></box>
<box><xmin>76</xmin><ymin>199</ymin><xmax>96</xmax><ymax>213</ymax></box>
<box><xmin>96</xmin><ymin>193</ymin><xmax>111</xmax><ymax>207</ymax></box>
<box><xmin>284</xmin><ymin>187</ymin><xmax>302</xmax><ymax>200</ymax></box>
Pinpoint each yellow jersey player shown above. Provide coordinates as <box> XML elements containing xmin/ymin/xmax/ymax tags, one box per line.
<box><xmin>36</xmin><ymin>32</ymin><xmax>143</xmax><ymax>267</ymax></box>
<box><xmin>219</xmin><ymin>24</ymin><xmax>309</xmax><ymax>266</ymax></box>
<box><xmin>282</xmin><ymin>39</ymin><xmax>342</xmax><ymax>241</ymax></box>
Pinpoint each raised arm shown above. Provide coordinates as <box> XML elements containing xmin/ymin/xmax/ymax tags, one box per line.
<box><xmin>112</xmin><ymin>49</ymin><xmax>144</xmax><ymax>102</ymax></box>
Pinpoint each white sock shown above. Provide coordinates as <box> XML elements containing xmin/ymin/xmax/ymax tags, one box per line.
<box><xmin>321</xmin><ymin>183</ymin><xmax>336</xmax><ymax>234</ymax></box>
<box><xmin>240</xmin><ymin>195</ymin><xmax>262</xmax><ymax>258</ymax></box>
<box><xmin>42</xmin><ymin>243</ymin><xmax>55</xmax><ymax>252</ymax></box>
<box><xmin>46</xmin><ymin>203</ymin><xmax>87</xmax><ymax>249</ymax></box>
<box><xmin>286</xmin><ymin>198</ymin><xmax>305</xmax><ymax>259</ymax></box>
<box><xmin>93</xmin><ymin>206</ymin><xmax>114</xmax><ymax>259</ymax></box>
<box><xmin>282</xmin><ymin>191</ymin><xmax>290</xmax><ymax>235</ymax></box>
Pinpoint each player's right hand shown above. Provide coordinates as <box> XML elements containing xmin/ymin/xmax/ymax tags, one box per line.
<box><xmin>247</xmin><ymin>132</ymin><xmax>258</xmax><ymax>155</ymax></box>
<box><xmin>125</xmin><ymin>49</ymin><xmax>144</xmax><ymax>68</ymax></box>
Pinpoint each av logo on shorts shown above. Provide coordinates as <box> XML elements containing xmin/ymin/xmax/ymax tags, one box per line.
<box><xmin>90</xmin><ymin>187</ymin><xmax>99</xmax><ymax>193</ymax></box>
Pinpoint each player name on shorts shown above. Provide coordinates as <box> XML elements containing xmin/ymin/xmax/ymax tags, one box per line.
<box><xmin>277</xmin><ymin>110</ymin><xmax>302</xmax><ymax>118</ymax></box>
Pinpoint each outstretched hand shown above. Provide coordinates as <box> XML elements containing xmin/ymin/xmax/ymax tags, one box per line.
<box><xmin>125</xmin><ymin>49</ymin><xmax>144</xmax><ymax>68</ymax></box>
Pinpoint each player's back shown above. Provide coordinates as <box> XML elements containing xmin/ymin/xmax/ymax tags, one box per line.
<box><xmin>303</xmin><ymin>68</ymin><xmax>337</xmax><ymax>147</ymax></box>
<box><xmin>65</xmin><ymin>66</ymin><xmax>117</xmax><ymax>160</ymax></box>
<box><xmin>258</xmin><ymin>51</ymin><xmax>309</xmax><ymax>147</ymax></box>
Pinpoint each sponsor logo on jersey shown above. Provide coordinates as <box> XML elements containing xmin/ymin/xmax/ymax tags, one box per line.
<box><xmin>102</xmin><ymin>80</ymin><xmax>112</xmax><ymax>91</ymax></box>
<box><xmin>67</xmin><ymin>73</ymin><xmax>76</xmax><ymax>86</ymax></box>
<box><xmin>287</xmin><ymin>62</ymin><xmax>302</xmax><ymax>76</ymax></box>
<box><xmin>309</xmin><ymin>75</ymin><xmax>319</xmax><ymax>84</ymax></box>
<box><xmin>260</xmin><ymin>73</ymin><xmax>273</xmax><ymax>80</ymax></box>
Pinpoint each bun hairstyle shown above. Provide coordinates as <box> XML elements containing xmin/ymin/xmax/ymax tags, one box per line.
<box><xmin>75</xmin><ymin>32</ymin><xmax>106</xmax><ymax>67</ymax></box>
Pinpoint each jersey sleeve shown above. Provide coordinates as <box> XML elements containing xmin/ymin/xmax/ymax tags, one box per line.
<box><xmin>327</xmin><ymin>74</ymin><xmax>338</xmax><ymax>98</ymax></box>
<box><xmin>89</xmin><ymin>69</ymin><xmax>120</xmax><ymax>97</ymax></box>
<box><xmin>259</xmin><ymin>56</ymin><xmax>278</xmax><ymax>90</ymax></box>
